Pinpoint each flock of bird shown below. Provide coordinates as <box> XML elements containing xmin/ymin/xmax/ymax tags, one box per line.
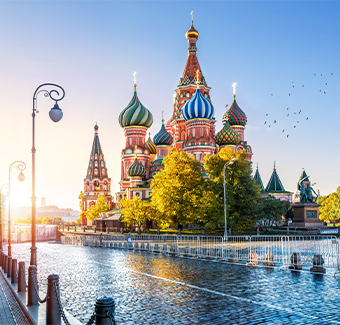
<box><xmin>264</xmin><ymin>72</ymin><xmax>334</xmax><ymax>138</ymax></box>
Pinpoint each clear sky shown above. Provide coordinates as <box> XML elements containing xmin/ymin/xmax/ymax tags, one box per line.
<box><xmin>0</xmin><ymin>1</ymin><xmax>339</xmax><ymax>210</ymax></box>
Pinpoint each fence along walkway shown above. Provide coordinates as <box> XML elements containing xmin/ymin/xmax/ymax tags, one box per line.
<box><xmin>61</xmin><ymin>234</ymin><xmax>340</xmax><ymax>273</ymax></box>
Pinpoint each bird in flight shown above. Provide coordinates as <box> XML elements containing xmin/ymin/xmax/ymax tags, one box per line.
<box><xmin>314</xmin><ymin>73</ymin><xmax>316</xmax><ymax>76</ymax></box>
<box><xmin>324</xmin><ymin>91</ymin><xmax>326</xmax><ymax>94</ymax></box>
<box><xmin>331</xmin><ymin>73</ymin><xmax>333</xmax><ymax>75</ymax></box>
<box><xmin>271</xmin><ymin>94</ymin><xmax>273</xmax><ymax>96</ymax></box>
<box><xmin>287</xmin><ymin>114</ymin><xmax>289</xmax><ymax>117</ymax></box>
<box><xmin>282</xmin><ymin>129</ymin><xmax>285</xmax><ymax>133</ymax></box>
<box><xmin>306</xmin><ymin>117</ymin><xmax>309</xmax><ymax>120</ymax></box>
<box><xmin>287</xmin><ymin>107</ymin><xmax>289</xmax><ymax>110</ymax></box>
<box><xmin>269</xmin><ymin>125</ymin><xmax>271</xmax><ymax>127</ymax></box>
<box><xmin>294</xmin><ymin>126</ymin><xmax>296</xmax><ymax>128</ymax></box>
<box><xmin>302</xmin><ymin>85</ymin><xmax>304</xmax><ymax>87</ymax></box>
<box><xmin>264</xmin><ymin>121</ymin><xmax>267</xmax><ymax>125</ymax></box>
<box><xmin>266</xmin><ymin>113</ymin><xmax>268</xmax><ymax>116</ymax></box>
<box><xmin>298</xmin><ymin>110</ymin><xmax>301</xmax><ymax>114</ymax></box>
<box><xmin>274</xmin><ymin>120</ymin><xmax>276</xmax><ymax>124</ymax></box>
<box><xmin>289</xmin><ymin>93</ymin><xmax>291</xmax><ymax>96</ymax></box>
<box><xmin>287</xmin><ymin>134</ymin><xmax>289</xmax><ymax>138</ymax></box>
<box><xmin>297</xmin><ymin>121</ymin><xmax>299</xmax><ymax>123</ymax></box>
<box><xmin>294</xmin><ymin>112</ymin><xmax>296</xmax><ymax>115</ymax></box>
<box><xmin>325</xmin><ymin>83</ymin><xmax>327</xmax><ymax>85</ymax></box>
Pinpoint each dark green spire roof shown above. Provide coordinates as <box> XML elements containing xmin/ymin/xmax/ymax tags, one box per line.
<box><xmin>254</xmin><ymin>164</ymin><xmax>264</xmax><ymax>192</ymax></box>
<box><xmin>265</xmin><ymin>163</ymin><xmax>286</xmax><ymax>192</ymax></box>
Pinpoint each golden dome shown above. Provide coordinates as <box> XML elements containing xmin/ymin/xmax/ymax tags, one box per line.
<box><xmin>186</xmin><ymin>20</ymin><xmax>199</xmax><ymax>39</ymax></box>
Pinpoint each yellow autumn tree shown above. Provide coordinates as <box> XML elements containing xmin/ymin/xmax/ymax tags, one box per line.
<box><xmin>85</xmin><ymin>194</ymin><xmax>110</xmax><ymax>222</ymax></box>
<box><xmin>150</xmin><ymin>148</ymin><xmax>203</xmax><ymax>228</ymax></box>
<box><xmin>120</xmin><ymin>196</ymin><xmax>151</xmax><ymax>233</ymax></box>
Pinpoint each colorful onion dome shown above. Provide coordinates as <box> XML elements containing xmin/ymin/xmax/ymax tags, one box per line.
<box><xmin>186</xmin><ymin>20</ymin><xmax>199</xmax><ymax>39</ymax></box>
<box><xmin>215</xmin><ymin>120</ymin><xmax>240</xmax><ymax>146</ymax></box>
<box><xmin>119</xmin><ymin>86</ymin><xmax>153</xmax><ymax>128</ymax></box>
<box><xmin>94</xmin><ymin>123</ymin><xmax>99</xmax><ymax>130</ymax></box>
<box><xmin>226</xmin><ymin>95</ymin><xmax>247</xmax><ymax>126</ymax></box>
<box><xmin>127</xmin><ymin>157</ymin><xmax>146</xmax><ymax>177</ymax></box>
<box><xmin>146</xmin><ymin>132</ymin><xmax>157</xmax><ymax>155</ymax></box>
<box><xmin>153</xmin><ymin>120</ymin><xmax>173</xmax><ymax>146</ymax></box>
<box><xmin>182</xmin><ymin>89</ymin><xmax>214</xmax><ymax>121</ymax></box>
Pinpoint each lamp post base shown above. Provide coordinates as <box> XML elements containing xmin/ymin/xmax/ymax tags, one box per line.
<box><xmin>0</xmin><ymin>242</ymin><xmax>2</xmax><ymax>251</ymax></box>
<box><xmin>8</xmin><ymin>245</ymin><xmax>11</xmax><ymax>257</ymax></box>
<box><xmin>30</xmin><ymin>246</ymin><xmax>37</xmax><ymax>266</ymax></box>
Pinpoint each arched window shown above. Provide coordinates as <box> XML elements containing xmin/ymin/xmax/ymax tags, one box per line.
<box><xmin>94</xmin><ymin>169</ymin><xmax>98</xmax><ymax>176</ymax></box>
<box><xmin>94</xmin><ymin>180</ymin><xmax>100</xmax><ymax>191</ymax></box>
<box><xmin>95</xmin><ymin>161</ymin><xmax>98</xmax><ymax>167</ymax></box>
<box><xmin>104</xmin><ymin>181</ymin><xmax>108</xmax><ymax>191</ymax></box>
<box><xmin>101</xmin><ymin>161</ymin><xmax>104</xmax><ymax>167</ymax></box>
<box><xmin>102</xmin><ymin>169</ymin><xmax>106</xmax><ymax>175</ymax></box>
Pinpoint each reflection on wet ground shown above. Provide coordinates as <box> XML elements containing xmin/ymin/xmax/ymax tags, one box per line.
<box><xmin>8</xmin><ymin>242</ymin><xmax>340</xmax><ymax>324</ymax></box>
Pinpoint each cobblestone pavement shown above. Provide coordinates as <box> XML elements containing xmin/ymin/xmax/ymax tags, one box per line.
<box><xmin>7</xmin><ymin>242</ymin><xmax>340</xmax><ymax>324</ymax></box>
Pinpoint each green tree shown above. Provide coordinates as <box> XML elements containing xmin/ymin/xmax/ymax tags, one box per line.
<box><xmin>198</xmin><ymin>147</ymin><xmax>261</xmax><ymax>232</ymax></box>
<box><xmin>255</xmin><ymin>196</ymin><xmax>291</xmax><ymax>229</ymax></box>
<box><xmin>150</xmin><ymin>148</ymin><xmax>203</xmax><ymax>228</ymax></box>
<box><xmin>86</xmin><ymin>194</ymin><xmax>110</xmax><ymax>222</ymax></box>
<box><xmin>120</xmin><ymin>196</ymin><xmax>151</xmax><ymax>233</ymax></box>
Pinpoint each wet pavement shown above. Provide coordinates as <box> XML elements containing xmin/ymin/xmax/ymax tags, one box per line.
<box><xmin>7</xmin><ymin>242</ymin><xmax>340</xmax><ymax>324</ymax></box>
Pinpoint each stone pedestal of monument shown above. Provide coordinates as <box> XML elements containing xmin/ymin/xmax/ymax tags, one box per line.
<box><xmin>290</xmin><ymin>203</ymin><xmax>323</xmax><ymax>227</ymax></box>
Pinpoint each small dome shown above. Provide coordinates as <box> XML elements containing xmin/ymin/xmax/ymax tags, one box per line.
<box><xmin>153</xmin><ymin>120</ymin><xmax>173</xmax><ymax>146</ymax></box>
<box><xmin>127</xmin><ymin>158</ymin><xmax>146</xmax><ymax>177</ymax></box>
<box><xmin>226</xmin><ymin>95</ymin><xmax>247</xmax><ymax>126</ymax></box>
<box><xmin>186</xmin><ymin>20</ymin><xmax>199</xmax><ymax>39</ymax></box>
<box><xmin>146</xmin><ymin>133</ymin><xmax>157</xmax><ymax>155</ymax></box>
<box><xmin>94</xmin><ymin>123</ymin><xmax>99</xmax><ymax>130</ymax></box>
<box><xmin>215</xmin><ymin>120</ymin><xmax>240</xmax><ymax>146</ymax></box>
<box><xmin>119</xmin><ymin>86</ymin><xmax>153</xmax><ymax>128</ymax></box>
<box><xmin>182</xmin><ymin>88</ymin><xmax>214</xmax><ymax>121</ymax></box>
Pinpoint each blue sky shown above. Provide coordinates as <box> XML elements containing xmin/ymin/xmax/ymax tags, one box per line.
<box><xmin>0</xmin><ymin>1</ymin><xmax>339</xmax><ymax>210</ymax></box>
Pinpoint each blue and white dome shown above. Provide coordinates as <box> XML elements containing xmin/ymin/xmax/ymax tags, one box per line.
<box><xmin>182</xmin><ymin>89</ymin><xmax>214</xmax><ymax>121</ymax></box>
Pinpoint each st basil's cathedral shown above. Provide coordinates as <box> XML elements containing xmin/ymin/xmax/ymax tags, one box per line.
<box><xmin>115</xmin><ymin>19</ymin><xmax>252</xmax><ymax>203</ymax></box>
<box><xmin>81</xmin><ymin>19</ymin><xmax>298</xmax><ymax>226</ymax></box>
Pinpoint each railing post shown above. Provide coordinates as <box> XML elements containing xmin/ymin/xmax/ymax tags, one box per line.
<box><xmin>46</xmin><ymin>274</ymin><xmax>61</xmax><ymax>325</ymax></box>
<box><xmin>18</xmin><ymin>261</ymin><xmax>26</xmax><ymax>292</ymax></box>
<box><xmin>94</xmin><ymin>297</ymin><xmax>116</xmax><ymax>325</ymax></box>
<box><xmin>7</xmin><ymin>256</ymin><xmax>12</xmax><ymax>278</ymax></box>
<box><xmin>0</xmin><ymin>251</ymin><xmax>3</xmax><ymax>269</ymax></box>
<box><xmin>4</xmin><ymin>255</ymin><xmax>8</xmax><ymax>274</ymax></box>
<box><xmin>27</xmin><ymin>265</ymin><xmax>38</xmax><ymax>306</ymax></box>
<box><xmin>11</xmin><ymin>258</ymin><xmax>17</xmax><ymax>283</ymax></box>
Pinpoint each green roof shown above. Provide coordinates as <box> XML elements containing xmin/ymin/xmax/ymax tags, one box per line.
<box><xmin>265</xmin><ymin>163</ymin><xmax>285</xmax><ymax>192</ymax></box>
<box><xmin>253</xmin><ymin>164</ymin><xmax>264</xmax><ymax>192</ymax></box>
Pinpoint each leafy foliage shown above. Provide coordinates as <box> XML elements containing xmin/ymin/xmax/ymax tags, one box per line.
<box><xmin>318</xmin><ymin>187</ymin><xmax>340</xmax><ymax>222</ymax></box>
<box><xmin>120</xmin><ymin>196</ymin><xmax>151</xmax><ymax>228</ymax></box>
<box><xmin>150</xmin><ymin>149</ymin><xmax>203</xmax><ymax>228</ymax></box>
<box><xmin>85</xmin><ymin>194</ymin><xmax>110</xmax><ymax>222</ymax></box>
<box><xmin>198</xmin><ymin>147</ymin><xmax>261</xmax><ymax>232</ymax></box>
<box><xmin>255</xmin><ymin>196</ymin><xmax>291</xmax><ymax>228</ymax></box>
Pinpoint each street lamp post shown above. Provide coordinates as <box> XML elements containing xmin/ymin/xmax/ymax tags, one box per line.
<box><xmin>0</xmin><ymin>183</ymin><xmax>9</xmax><ymax>251</ymax></box>
<box><xmin>31</xmin><ymin>83</ymin><xmax>65</xmax><ymax>266</ymax></box>
<box><xmin>223</xmin><ymin>158</ymin><xmax>237</xmax><ymax>241</ymax></box>
<box><xmin>8</xmin><ymin>161</ymin><xmax>26</xmax><ymax>256</ymax></box>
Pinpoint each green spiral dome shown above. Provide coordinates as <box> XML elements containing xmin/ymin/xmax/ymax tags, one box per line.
<box><xmin>146</xmin><ymin>133</ymin><xmax>157</xmax><ymax>155</ymax></box>
<box><xmin>119</xmin><ymin>87</ymin><xmax>153</xmax><ymax>128</ymax></box>
<box><xmin>215</xmin><ymin>120</ymin><xmax>240</xmax><ymax>146</ymax></box>
<box><xmin>127</xmin><ymin>158</ymin><xmax>146</xmax><ymax>177</ymax></box>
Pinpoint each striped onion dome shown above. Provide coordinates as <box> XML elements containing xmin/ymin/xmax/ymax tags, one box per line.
<box><xmin>127</xmin><ymin>158</ymin><xmax>146</xmax><ymax>177</ymax></box>
<box><xmin>119</xmin><ymin>86</ymin><xmax>153</xmax><ymax>128</ymax></box>
<box><xmin>182</xmin><ymin>89</ymin><xmax>214</xmax><ymax>121</ymax></box>
<box><xmin>215</xmin><ymin>120</ymin><xmax>240</xmax><ymax>146</ymax></box>
<box><xmin>153</xmin><ymin>120</ymin><xmax>173</xmax><ymax>146</ymax></box>
<box><xmin>225</xmin><ymin>95</ymin><xmax>247</xmax><ymax>126</ymax></box>
<box><xmin>146</xmin><ymin>133</ymin><xmax>157</xmax><ymax>155</ymax></box>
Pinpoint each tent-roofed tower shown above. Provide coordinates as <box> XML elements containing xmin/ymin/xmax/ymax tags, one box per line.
<box><xmin>253</xmin><ymin>164</ymin><xmax>264</xmax><ymax>192</ymax></box>
<box><xmin>170</xmin><ymin>18</ymin><xmax>215</xmax><ymax>152</ymax></box>
<box><xmin>262</xmin><ymin>162</ymin><xmax>293</xmax><ymax>201</ymax></box>
<box><xmin>82</xmin><ymin>123</ymin><xmax>113</xmax><ymax>226</ymax></box>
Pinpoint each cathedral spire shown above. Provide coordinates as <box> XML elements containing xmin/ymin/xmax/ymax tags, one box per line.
<box><xmin>179</xmin><ymin>18</ymin><xmax>206</xmax><ymax>87</ymax></box>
